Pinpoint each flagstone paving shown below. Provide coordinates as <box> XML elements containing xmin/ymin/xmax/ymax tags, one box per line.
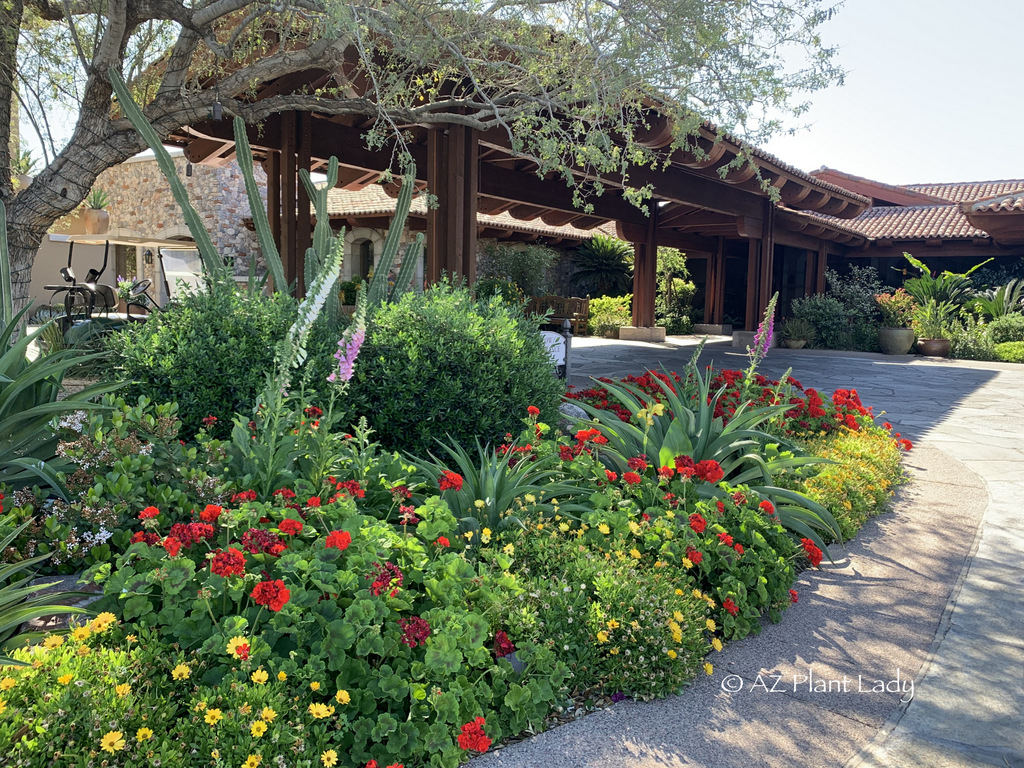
<box><xmin>471</xmin><ymin>337</ymin><xmax>1024</xmax><ymax>768</ymax></box>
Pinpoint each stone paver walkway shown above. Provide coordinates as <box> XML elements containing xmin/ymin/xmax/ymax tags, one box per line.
<box><xmin>472</xmin><ymin>337</ymin><xmax>1024</xmax><ymax>768</ymax></box>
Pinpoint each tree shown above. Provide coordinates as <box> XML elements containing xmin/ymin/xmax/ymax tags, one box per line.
<box><xmin>0</xmin><ymin>0</ymin><xmax>843</xmax><ymax>309</ymax></box>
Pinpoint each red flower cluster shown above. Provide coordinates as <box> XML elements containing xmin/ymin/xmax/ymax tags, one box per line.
<box><xmin>162</xmin><ymin>536</ymin><xmax>182</xmax><ymax>557</ymax></box>
<box><xmin>674</xmin><ymin>454</ymin><xmax>696</xmax><ymax>479</ymax></box>
<box><xmin>800</xmin><ymin>538</ymin><xmax>823</xmax><ymax>567</ymax></box>
<box><xmin>241</xmin><ymin>528</ymin><xmax>287</xmax><ymax>556</ymax></box>
<box><xmin>657</xmin><ymin>466</ymin><xmax>675</xmax><ymax>480</ymax></box>
<box><xmin>398</xmin><ymin>506</ymin><xmax>420</xmax><ymax>525</ymax></box>
<box><xmin>565</xmin><ymin>370</ymin><xmax>682</xmax><ymax>422</ymax></box>
<box><xmin>390</xmin><ymin>485</ymin><xmax>412</xmax><ymax>501</ymax></box>
<box><xmin>493</xmin><ymin>630</ymin><xmax>516</xmax><ymax>657</ymax></box>
<box><xmin>438</xmin><ymin>471</ymin><xmax>464</xmax><ymax>492</ymax></box>
<box><xmin>278</xmin><ymin>519</ymin><xmax>304</xmax><ymax>536</ymax></box>
<box><xmin>734</xmin><ymin>543</ymin><xmax>744</xmax><ymax>555</ymax></box>
<box><xmin>789</xmin><ymin>589</ymin><xmax>799</xmax><ymax>604</ymax></box>
<box><xmin>436</xmin><ymin>536</ymin><xmax>450</xmax><ymax>548</ymax></box>
<box><xmin>623</xmin><ymin>471</ymin><xmax>642</xmax><ymax>485</ymax></box>
<box><xmin>325</xmin><ymin>530</ymin><xmax>352</xmax><ymax>551</ymax></box>
<box><xmin>200</xmin><ymin>504</ymin><xmax>222</xmax><ymax>523</ymax></box>
<box><xmin>626</xmin><ymin>456</ymin><xmax>648</xmax><ymax>472</ymax></box>
<box><xmin>457</xmin><ymin>717</ymin><xmax>492</xmax><ymax>753</ymax></box>
<box><xmin>689</xmin><ymin>512</ymin><xmax>707</xmax><ymax>533</ymax></box>
<box><xmin>306</xmin><ymin>496</ymin><xmax>321</xmax><ymax>508</ymax></box>
<box><xmin>251</xmin><ymin>579</ymin><xmax>290</xmax><ymax>611</ymax></box>
<box><xmin>138</xmin><ymin>506</ymin><xmax>160</xmax><ymax>520</ymax></box>
<box><xmin>685</xmin><ymin>546</ymin><xmax>703</xmax><ymax>565</ymax></box>
<box><xmin>527</xmin><ymin>405</ymin><xmax>540</xmax><ymax>417</ymax></box>
<box><xmin>605</xmin><ymin>470</ymin><xmax>618</xmax><ymax>483</ymax></box>
<box><xmin>758</xmin><ymin>500</ymin><xmax>775</xmax><ymax>516</ymax></box>
<box><xmin>272</xmin><ymin>488</ymin><xmax>297</xmax><ymax>500</ymax></box>
<box><xmin>575</xmin><ymin>428</ymin><xmax>606</xmax><ymax>445</ymax></box>
<box><xmin>717</xmin><ymin>532</ymin><xmax>734</xmax><ymax>546</ymax></box>
<box><xmin>723</xmin><ymin>598</ymin><xmax>739</xmax><ymax>616</ymax></box>
<box><xmin>334</xmin><ymin>479</ymin><xmax>366</xmax><ymax>499</ymax></box>
<box><xmin>211</xmin><ymin>547</ymin><xmax>246</xmax><ymax>577</ymax></box>
<box><xmin>131</xmin><ymin>531</ymin><xmax>160</xmax><ymax>546</ymax></box>
<box><xmin>368</xmin><ymin>561</ymin><xmax>404</xmax><ymax>597</ymax></box>
<box><xmin>304</xmin><ymin>405</ymin><xmax>323</xmax><ymax>418</ymax></box>
<box><xmin>168</xmin><ymin>522</ymin><xmax>215</xmax><ymax>548</ymax></box>
<box><xmin>694</xmin><ymin>460</ymin><xmax>724</xmax><ymax>484</ymax></box>
<box><xmin>202</xmin><ymin>415</ymin><xmax>218</xmax><ymax>427</ymax></box>
<box><xmin>231</xmin><ymin>490</ymin><xmax>257</xmax><ymax>503</ymax></box>
<box><xmin>397</xmin><ymin>616</ymin><xmax>431</xmax><ymax>648</ymax></box>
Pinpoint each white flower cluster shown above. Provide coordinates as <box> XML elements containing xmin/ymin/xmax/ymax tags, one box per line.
<box><xmin>57</xmin><ymin>410</ymin><xmax>89</xmax><ymax>433</ymax></box>
<box><xmin>81</xmin><ymin>528</ymin><xmax>113</xmax><ymax>549</ymax></box>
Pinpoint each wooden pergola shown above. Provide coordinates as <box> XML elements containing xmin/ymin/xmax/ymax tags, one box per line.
<box><xmin>170</xmin><ymin>76</ymin><xmax>871</xmax><ymax>330</ymax></box>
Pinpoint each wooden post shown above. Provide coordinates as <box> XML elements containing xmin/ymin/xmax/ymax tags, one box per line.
<box><xmin>296</xmin><ymin>111</ymin><xmax>313</xmax><ymax>296</ymax></box>
<box><xmin>712</xmin><ymin>237</ymin><xmax>726</xmax><ymax>325</ymax></box>
<box><xmin>425</xmin><ymin>128</ymin><xmax>447</xmax><ymax>284</ymax></box>
<box><xmin>803</xmin><ymin>245</ymin><xmax>816</xmax><ymax>297</ymax></box>
<box><xmin>265</xmin><ymin>152</ymin><xmax>281</xmax><ymax>290</ymax></box>
<box><xmin>757</xmin><ymin>199</ymin><xmax>776</xmax><ymax>316</ymax></box>
<box><xmin>745</xmin><ymin>237</ymin><xmax>759</xmax><ymax>331</ymax></box>
<box><xmin>816</xmin><ymin>241</ymin><xmax>828</xmax><ymax>295</ymax></box>
<box><xmin>631</xmin><ymin>203</ymin><xmax>658</xmax><ymax>327</ymax></box>
<box><xmin>281</xmin><ymin>112</ymin><xmax>298</xmax><ymax>291</ymax></box>
<box><xmin>461</xmin><ymin>128</ymin><xmax>479</xmax><ymax>284</ymax></box>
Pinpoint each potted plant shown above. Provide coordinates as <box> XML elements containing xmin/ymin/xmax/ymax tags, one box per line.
<box><xmin>779</xmin><ymin>317</ymin><xmax>816</xmax><ymax>349</ymax></box>
<box><xmin>875</xmin><ymin>288</ymin><xmax>917</xmax><ymax>354</ymax></box>
<box><xmin>83</xmin><ymin>188</ymin><xmax>110</xmax><ymax>234</ymax></box>
<box><xmin>914</xmin><ymin>298</ymin><xmax>954</xmax><ymax>357</ymax></box>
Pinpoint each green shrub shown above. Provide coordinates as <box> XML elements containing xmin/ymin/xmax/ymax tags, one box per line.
<box><xmin>570</xmin><ymin>234</ymin><xmax>633</xmax><ymax>297</ymax></box>
<box><xmin>790</xmin><ymin>294</ymin><xmax>848</xmax><ymax>349</ymax></box>
<box><xmin>949</xmin><ymin>315</ymin><xmax>996</xmax><ymax>361</ymax></box>
<box><xmin>339</xmin><ymin>285</ymin><xmax>564</xmax><ymax>456</ymax></box>
<box><xmin>988</xmin><ymin>313</ymin><xmax>1024</xmax><ymax>344</ymax></box>
<box><xmin>994</xmin><ymin>341</ymin><xmax>1024</xmax><ymax>363</ymax></box>
<box><xmin>589</xmin><ymin>294</ymin><xmax>632</xmax><ymax>337</ymax></box>
<box><xmin>107</xmin><ymin>284</ymin><xmax>296</xmax><ymax>439</ymax></box>
<box><xmin>478</xmin><ymin>243</ymin><xmax>558</xmax><ymax>298</ymax></box>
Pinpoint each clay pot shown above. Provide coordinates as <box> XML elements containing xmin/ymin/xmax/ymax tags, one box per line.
<box><xmin>878</xmin><ymin>327</ymin><xmax>916</xmax><ymax>355</ymax></box>
<box><xmin>782</xmin><ymin>339</ymin><xmax>807</xmax><ymax>349</ymax></box>
<box><xmin>83</xmin><ymin>209</ymin><xmax>110</xmax><ymax>235</ymax></box>
<box><xmin>917</xmin><ymin>338</ymin><xmax>951</xmax><ymax>357</ymax></box>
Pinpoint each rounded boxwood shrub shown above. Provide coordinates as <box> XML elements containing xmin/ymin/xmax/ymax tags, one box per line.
<box><xmin>339</xmin><ymin>284</ymin><xmax>565</xmax><ymax>455</ymax></box>
<box><xmin>107</xmin><ymin>284</ymin><xmax>296</xmax><ymax>438</ymax></box>
<box><xmin>988</xmin><ymin>313</ymin><xmax>1024</xmax><ymax>344</ymax></box>
<box><xmin>994</xmin><ymin>341</ymin><xmax>1024</xmax><ymax>363</ymax></box>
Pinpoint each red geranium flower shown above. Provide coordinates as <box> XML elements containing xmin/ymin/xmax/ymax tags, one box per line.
<box><xmin>278</xmin><ymin>519</ymin><xmax>304</xmax><ymax>536</ymax></box>
<box><xmin>231</xmin><ymin>490</ymin><xmax>257</xmax><ymax>503</ymax></box>
<box><xmin>438</xmin><ymin>471</ymin><xmax>463</xmax><ymax>491</ymax></box>
<box><xmin>200</xmin><ymin>504</ymin><xmax>222</xmax><ymax>523</ymax></box>
<box><xmin>202</xmin><ymin>415</ymin><xmax>218</xmax><ymax>427</ymax></box>
<box><xmin>251</xmin><ymin>579</ymin><xmax>290</xmax><ymax>611</ymax></box>
<box><xmin>790</xmin><ymin>589</ymin><xmax>799</xmax><ymax>604</ymax></box>
<box><xmin>626</xmin><ymin>456</ymin><xmax>648</xmax><ymax>472</ymax></box>
<box><xmin>211</xmin><ymin>547</ymin><xmax>246</xmax><ymax>578</ymax></box>
<box><xmin>715</xmin><ymin>501</ymin><xmax>726</xmax><ymax>515</ymax></box>
<box><xmin>800</xmin><ymin>538</ymin><xmax>823</xmax><ymax>567</ymax></box>
<box><xmin>457</xmin><ymin>717</ymin><xmax>492</xmax><ymax>753</ymax></box>
<box><xmin>717</xmin><ymin>532</ymin><xmax>734</xmax><ymax>546</ymax></box>
<box><xmin>689</xmin><ymin>513</ymin><xmax>707</xmax><ymax>534</ymax></box>
<box><xmin>605</xmin><ymin>470</ymin><xmax>618</xmax><ymax>482</ymax></box>
<box><xmin>397</xmin><ymin>616</ymin><xmax>431</xmax><ymax>648</ymax></box>
<box><xmin>527</xmin><ymin>405</ymin><xmax>540</xmax><ymax>417</ymax></box>
<box><xmin>326</xmin><ymin>530</ymin><xmax>352</xmax><ymax>551</ymax></box>
<box><xmin>734</xmin><ymin>543</ymin><xmax>744</xmax><ymax>555</ymax></box>
<box><xmin>723</xmin><ymin>598</ymin><xmax>739</xmax><ymax>616</ymax></box>
<box><xmin>685</xmin><ymin>546</ymin><xmax>703</xmax><ymax>565</ymax></box>
<box><xmin>623</xmin><ymin>471</ymin><xmax>642</xmax><ymax>485</ymax></box>
<box><xmin>306</xmin><ymin>496</ymin><xmax>321</xmax><ymax>508</ymax></box>
<box><xmin>138</xmin><ymin>506</ymin><xmax>160</xmax><ymax>520</ymax></box>
<box><xmin>162</xmin><ymin>536</ymin><xmax>182</xmax><ymax>557</ymax></box>
<box><xmin>436</xmin><ymin>536</ymin><xmax>451</xmax><ymax>548</ymax></box>
<box><xmin>694</xmin><ymin>459</ymin><xmax>724</xmax><ymax>484</ymax></box>
<box><xmin>758</xmin><ymin>500</ymin><xmax>775</xmax><ymax>515</ymax></box>
<box><xmin>657</xmin><ymin>466</ymin><xmax>675</xmax><ymax>479</ymax></box>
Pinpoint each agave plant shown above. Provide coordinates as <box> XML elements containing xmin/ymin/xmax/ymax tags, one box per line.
<box><xmin>0</xmin><ymin>200</ymin><xmax>120</xmax><ymax>495</ymax></box>
<box><xmin>0</xmin><ymin>515</ymin><xmax>93</xmax><ymax>664</ymax></box>
<box><xmin>412</xmin><ymin>439</ymin><xmax>590</xmax><ymax>538</ymax></box>
<box><xmin>570</xmin><ymin>363</ymin><xmax>842</xmax><ymax>552</ymax></box>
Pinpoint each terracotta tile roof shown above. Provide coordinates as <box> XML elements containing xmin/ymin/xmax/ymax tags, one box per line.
<box><xmin>324</xmin><ymin>185</ymin><xmax>615</xmax><ymax>240</ymax></box>
<box><xmin>838</xmin><ymin>205</ymin><xmax>987</xmax><ymax>240</ymax></box>
<box><xmin>964</xmin><ymin>190</ymin><xmax>1024</xmax><ymax>213</ymax></box>
<box><xmin>903</xmin><ymin>180</ymin><xmax>1024</xmax><ymax>203</ymax></box>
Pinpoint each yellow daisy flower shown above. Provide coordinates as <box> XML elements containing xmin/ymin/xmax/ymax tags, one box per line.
<box><xmin>242</xmin><ymin>755</ymin><xmax>262</xmax><ymax>768</ymax></box>
<box><xmin>261</xmin><ymin>707</ymin><xmax>277</xmax><ymax>722</ymax></box>
<box><xmin>194</xmin><ymin>700</ymin><xmax>208</xmax><ymax>712</ymax></box>
<box><xmin>309</xmin><ymin>681</ymin><xmax>320</xmax><ymax>691</ymax></box>
<box><xmin>205</xmin><ymin>708</ymin><xmax>223</xmax><ymax>725</ymax></box>
<box><xmin>598</xmin><ymin>523</ymin><xmax>611</xmax><ymax>535</ymax></box>
<box><xmin>0</xmin><ymin>677</ymin><xmax>15</xmax><ymax>691</ymax></box>
<box><xmin>706</xmin><ymin>619</ymin><xmax>717</xmax><ymax>632</ymax></box>
<box><xmin>502</xmin><ymin>543</ymin><xmax>515</xmax><ymax>556</ymax></box>
<box><xmin>596</xmin><ymin>631</ymin><xmax>609</xmax><ymax>643</ymax></box>
<box><xmin>136</xmin><ymin>727</ymin><xmax>154</xmax><ymax>742</ymax></box>
<box><xmin>628</xmin><ymin>521</ymin><xmax>642</xmax><ymax>535</ymax></box>
<box><xmin>71</xmin><ymin>626</ymin><xmax>91</xmax><ymax>643</ymax></box>
<box><xmin>712</xmin><ymin>638</ymin><xmax>723</xmax><ymax>652</ymax></box>
<box><xmin>606</xmin><ymin>619</ymin><xmax>620</xmax><ymax>629</ymax></box>
<box><xmin>629</xmin><ymin>548</ymin><xmax>641</xmax><ymax>559</ymax></box>
<box><xmin>335</xmin><ymin>689</ymin><xmax>351</xmax><ymax>704</ymax></box>
<box><xmin>172</xmin><ymin>664</ymin><xmax>191</xmax><ymax>680</ymax></box>
<box><xmin>322</xmin><ymin>749</ymin><xmax>339</xmax><ymax>767</ymax></box>
<box><xmin>682</xmin><ymin>557</ymin><xmax>694</xmax><ymax>569</ymax></box>
<box><xmin>77</xmin><ymin>645</ymin><xmax>91</xmax><ymax>657</ymax></box>
<box><xmin>307</xmin><ymin>702</ymin><xmax>335</xmax><ymax>719</ymax></box>
<box><xmin>100</xmin><ymin>731</ymin><xmax>126</xmax><ymax>753</ymax></box>
<box><xmin>125</xmin><ymin>634</ymin><xmax>137</xmax><ymax>643</ymax></box>
<box><xmin>57</xmin><ymin>674</ymin><xmax>73</xmax><ymax>685</ymax></box>
<box><xmin>226</xmin><ymin>636</ymin><xmax>250</xmax><ymax>659</ymax></box>
<box><xmin>115</xmin><ymin>683</ymin><xmax>131</xmax><ymax>697</ymax></box>
<box><xmin>704</xmin><ymin>662</ymin><xmax>714</xmax><ymax>675</ymax></box>
<box><xmin>277</xmin><ymin>671</ymin><xmax>287</xmax><ymax>681</ymax></box>
<box><xmin>42</xmin><ymin>635</ymin><xmax>64</xmax><ymax>649</ymax></box>
<box><xmin>666</xmin><ymin>649</ymin><xmax>678</xmax><ymax>659</ymax></box>
<box><xmin>250</xmin><ymin>720</ymin><xmax>267</xmax><ymax>738</ymax></box>
<box><xmin>251</xmin><ymin>669</ymin><xmax>269</xmax><ymax>685</ymax></box>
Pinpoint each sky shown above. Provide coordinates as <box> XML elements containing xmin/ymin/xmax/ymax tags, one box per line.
<box><xmin>760</xmin><ymin>0</ymin><xmax>1024</xmax><ymax>185</ymax></box>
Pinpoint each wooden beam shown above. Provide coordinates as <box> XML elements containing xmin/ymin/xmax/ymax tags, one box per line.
<box><xmin>281</xmin><ymin>112</ymin><xmax>298</xmax><ymax>292</ymax></box>
<box><xmin>618</xmin><ymin>221</ymin><xmax>716</xmax><ymax>253</ymax></box>
<box><xmin>185</xmin><ymin>137</ymin><xmax>235</xmax><ymax>166</ymax></box>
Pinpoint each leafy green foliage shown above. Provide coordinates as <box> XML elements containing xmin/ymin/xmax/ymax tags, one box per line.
<box><xmin>948</xmin><ymin>315</ymin><xmax>996</xmax><ymax>361</ymax></box>
<box><xmin>901</xmin><ymin>252</ymin><xmax>988</xmax><ymax>307</ymax></box>
<box><xmin>969</xmin><ymin>279</ymin><xmax>1024</xmax><ymax>320</ymax></box>
<box><xmin>994</xmin><ymin>341</ymin><xmax>1024</xmax><ymax>363</ymax></box>
<box><xmin>478</xmin><ymin>244</ymin><xmax>557</xmax><ymax>298</ymax></box>
<box><xmin>588</xmin><ymin>294</ymin><xmax>632</xmax><ymax>336</ymax></box>
<box><xmin>107</xmin><ymin>284</ymin><xmax>296</xmax><ymax>439</ymax></box>
<box><xmin>779</xmin><ymin>317</ymin><xmax>816</xmax><ymax>343</ymax></box>
<box><xmin>987</xmin><ymin>313</ymin><xmax>1024</xmax><ymax>344</ymax></box>
<box><xmin>570</xmin><ymin>235</ymin><xmax>633</xmax><ymax>297</ymax></box>
<box><xmin>340</xmin><ymin>284</ymin><xmax>565</xmax><ymax>456</ymax></box>
<box><xmin>913</xmin><ymin>298</ymin><xmax>955</xmax><ymax>340</ymax></box>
